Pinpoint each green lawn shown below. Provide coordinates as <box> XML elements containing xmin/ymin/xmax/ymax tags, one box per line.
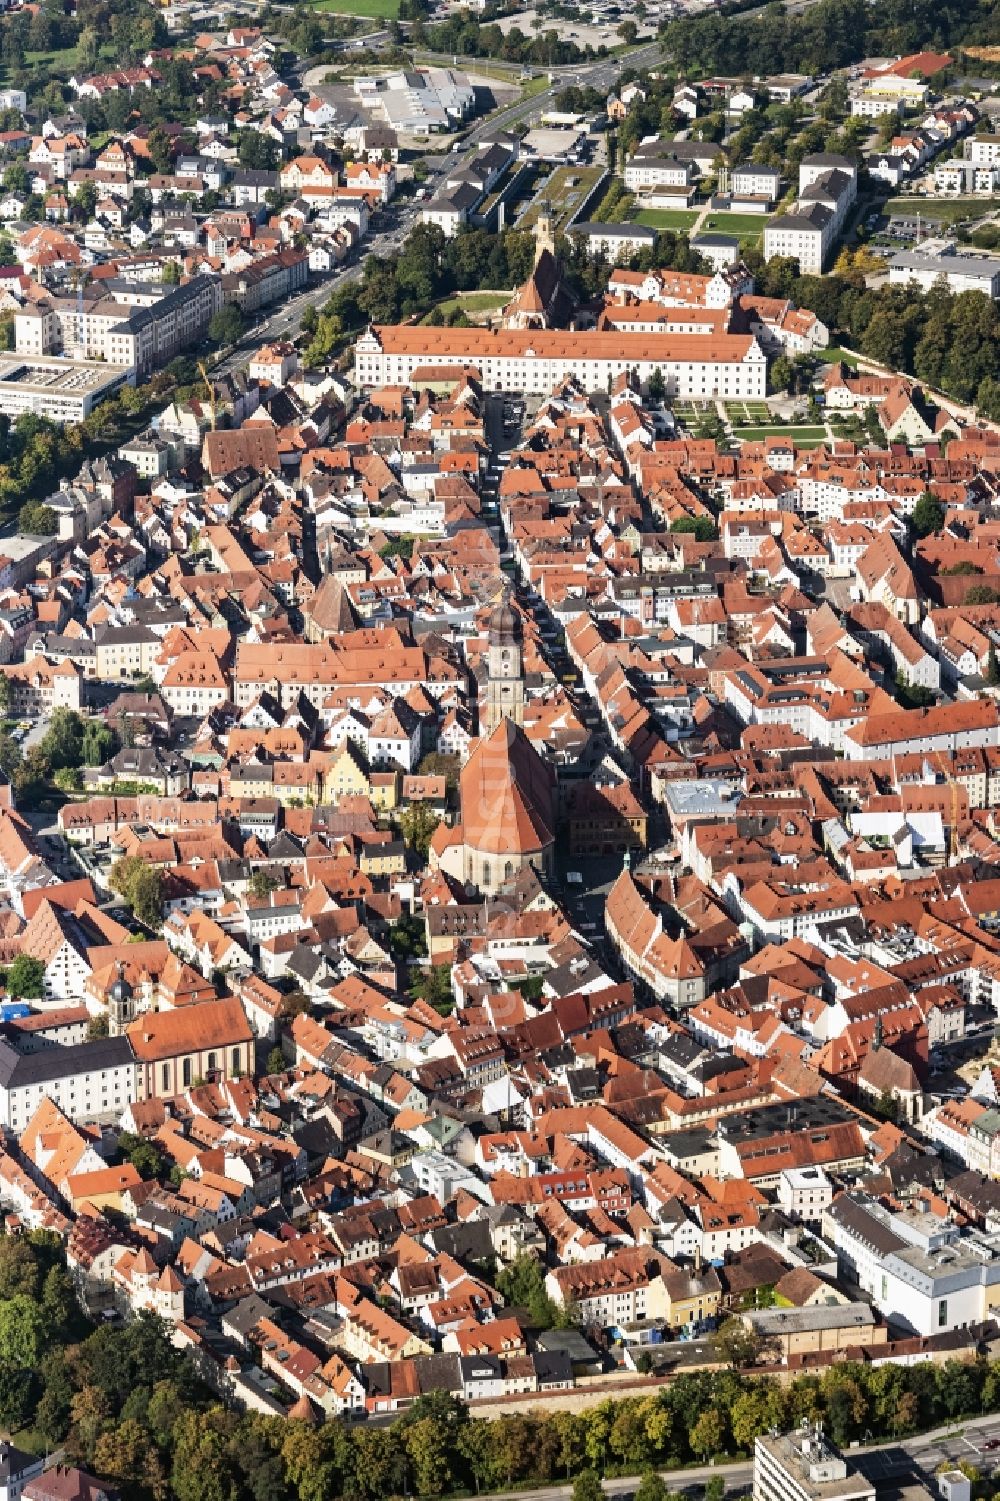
<box><xmin>885</xmin><ymin>196</ymin><xmax>990</xmax><ymax>221</ymax></box>
<box><xmin>311</xmin><ymin>0</ymin><xmax>400</xmax><ymax>17</ymax></box>
<box><xmin>702</xmin><ymin>212</ymin><xmax>770</xmax><ymax>240</ymax></box>
<box><xmin>733</xmin><ymin>425</ymin><xmax>828</xmax><ymax>441</ymax></box>
<box><xmin>635</xmin><ymin>208</ymin><xmax>700</xmax><ymax>231</ymax></box>
<box><xmin>817</xmin><ymin>346</ymin><xmax>861</xmax><ymax>367</ymax></box>
<box><xmin>425</xmin><ymin>291</ymin><xmax>509</xmax><ymax>321</ymax></box>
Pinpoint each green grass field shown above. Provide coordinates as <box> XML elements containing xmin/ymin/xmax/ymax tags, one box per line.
<box><xmin>733</xmin><ymin>425</ymin><xmax>828</xmax><ymax>441</ymax></box>
<box><xmin>635</xmin><ymin>208</ymin><xmax>700</xmax><ymax>231</ymax></box>
<box><xmin>818</xmin><ymin>346</ymin><xmax>861</xmax><ymax>367</ymax></box>
<box><xmin>425</xmin><ymin>291</ymin><xmax>509</xmax><ymax>321</ymax></box>
<box><xmin>702</xmin><ymin>212</ymin><xmax>770</xmax><ymax>240</ymax></box>
<box><xmin>312</xmin><ymin>0</ymin><xmax>399</xmax><ymax>17</ymax></box>
<box><xmin>885</xmin><ymin>196</ymin><xmax>990</xmax><ymax>221</ymax></box>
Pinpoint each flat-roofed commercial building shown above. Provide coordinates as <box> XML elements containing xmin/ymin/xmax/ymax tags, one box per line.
<box><xmin>0</xmin><ymin>354</ymin><xmax>131</xmax><ymax>421</ymax></box>
<box><xmin>754</xmin><ymin>1426</ymin><xmax>875</xmax><ymax>1501</ymax></box>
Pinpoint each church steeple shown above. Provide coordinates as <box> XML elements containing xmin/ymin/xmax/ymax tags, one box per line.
<box><xmin>108</xmin><ymin>962</ymin><xmax>135</xmax><ymax>1037</ymax></box>
<box><xmin>534</xmin><ymin>203</ymin><xmax>555</xmax><ymax>263</ymax></box>
<box><xmin>483</xmin><ymin>583</ymin><xmax>524</xmax><ymax>735</ymax></box>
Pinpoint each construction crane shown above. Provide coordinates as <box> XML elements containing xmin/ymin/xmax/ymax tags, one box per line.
<box><xmin>935</xmin><ymin>749</ymin><xmax>961</xmax><ymax>862</ymax></box>
<box><xmin>67</xmin><ymin>267</ymin><xmax>91</xmax><ymax>355</ymax></box>
<box><xmin>197</xmin><ymin>360</ymin><xmax>218</xmax><ymax>431</ymax></box>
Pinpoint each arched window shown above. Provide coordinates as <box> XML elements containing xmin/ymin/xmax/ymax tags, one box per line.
<box><xmin>232</xmin><ymin>1048</ymin><xmax>241</xmax><ymax>1074</ymax></box>
<box><xmin>207</xmin><ymin>1051</ymin><xmax>217</xmax><ymax>1073</ymax></box>
<box><xmin>182</xmin><ymin>1057</ymin><xmax>192</xmax><ymax>1088</ymax></box>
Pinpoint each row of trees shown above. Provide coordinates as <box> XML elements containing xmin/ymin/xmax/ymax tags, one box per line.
<box><xmin>8</xmin><ymin>1234</ymin><xmax>1000</xmax><ymax>1501</ymax></box>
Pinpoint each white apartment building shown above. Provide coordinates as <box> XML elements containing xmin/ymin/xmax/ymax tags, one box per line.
<box><xmin>624</xmin><ymin>151</ymin><xmax>698</xmax><ymax>194</ymax></box>
<box><xmin>968</xmin><ymin>134</ymin><xmax>1000</xmax><ymax>166</ymax></box>
<box><xmin>849</xmin><ymin>89</ymin><xmax>904</xmax><ymax>118</ymax></box>
<box><xmin>765</xmin><ymin>154</ymin><xmax>857</xmax><ymax>274</ymax></box>
<box><xmin>15</xmin><ymin>276</ymin><xmax>222</xmax><ymax>379</ymax></box>
<box><xmin>731</xmin><ymin>163</ymin><xmax>781</xmax><ymax>200</ymax></box>
<box><xmin>777</xmin><ymin>1166</ymin><xmax>834</xmax><ymax>1221</ymax></box>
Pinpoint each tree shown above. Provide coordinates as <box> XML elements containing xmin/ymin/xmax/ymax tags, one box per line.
<box><xmin>417</xmin><ymin>751</ymin><xmax>461</xmax><ymax>791</ymax></box>
<box><xmin>572</xmin><ymin>1471</ymin><xmax>603</xmax><ymax>1501</ymax></box>
<box><xmin>77</xmin><ymin>24</ymin><xmax>100</xmax><ymax>74</ymax></box>
<box><xmin>43</xmin><ymin>707</ymin><xmax>85</xmax><ymax>770</ymax></box>
<box><xmin>40</xmin><ymin>1264</ymin><xmax>75</xmax><ymax>1338</ymax></box>
<box><xmin>671</xmin><ymin>516</ymin><xmax>717</xmax><ymax>542</ymax></box>
<box><xmin>265</xmin><ymin>1047</ymin><xmax>285</xmax><ymax>1076</ymax></box>
<box><xmin>248</xmin><ymin>870</ymin><xmax>279</xmax><ymax>902</ymax></box>
<box><xmin>147</xmin><ymin>126</ymin><xmax>174</xmax><ymax>177</ymax></box>
<box><xmin>399</xmin><ymin>800</ymin><xmax>440</xmax><ymax>860</ymax></box>
<box><xmin>172</xmin><ymin>1408</ymin><xmax>239</xmax><ymax>1501</ymax></box>
<box><xmin>689</xmin><ymin>1407</ymin><xmax>726</xmax><ymax>1461</ymax></box>
<box><xmin>0</xmin><ymin>673</ymin><xmax>9</xmax><ymax>718</ymax></box>
<box><xmin>6</xmin><ymin>953</ymin><xmax>44</xmax><ymax>999</ymax></box>
<box><xmin>405</xmin><ymin>1416</ymin><xmax>455</xmax><ymax>1497</ymax></box>
<box><xmin>110</xmin><ymin>855</ymin><xmax>163</xmax><ymax>928</ymax></box>
<box><xmin>712</xmin><ymin>1318</ymin><xmax>768</xmax><ymax>1370</ymax></box>
<box><xmin>0</xmin><ymin>1294</ymin><xmax>45</xmax><ymax>1370</ymax></box>
<box><xmin>647</xmin><ymin>366</ymin><xmax>666</xmax><ymax>401</ymax></box>
<box><xmin>18</xmin><ymin>500</ymin><xmax>57</xmax><ymax>535</ymax></box>
<box><xmin>496</xmin><ymin>1253</ymin><xmax>557</xmax><ymax>1328</ymax></box>
<box><xmin>82</xmin><ymin>719</ymin><xmax>115</xmax><ymax>767</ymax></box>
<box><xmin>409</xmin><ymin>963</ymin><xmax>453</xmax><ymax>1014</ymax></box>
<box><xmin>208</xmin><ymin>306</ymin><xmax>245</xmax><ymax>346</ymax></box>
<box><xmin>911</xmin><ymin>490</ymin><xmax>944</xmax><ymax>538</ymax></box>
<box><xmin>770</xmin><ymin>354</ymin><xmax>793</xmax><ymax>393</ymax></box>
<box><xmin>238</xmin><ymin>130</ymin><xmax>278</xmax><ymax>171</ymax></box>
<box><xmin>966</xmin><ymin>585</ymin><xmax>1000</xmax><ymax>607</ymax></box>
<box><xmin>0</xmin><ymin>1234</ymin><xmax>40</xmax><ymax>1299</ymax></box>
<box><xmin>635</xmin><ymin>1472</ymin><xmax>667</xmax><ymax>1501</ymax></box>
<box><xmin>53</xmin><ymin>766</ymin><xmax>82</xmax><ymax>793</ymax></box>
<box><xmin>118</xmin><ymin>1131</ymin><xmax>164</xmax><ymax>1180</ymax></box>
<box><xmin>92</xmin><ymin>1418</ymin><xmax>151</xmax><ymax>1486</ymax></box>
